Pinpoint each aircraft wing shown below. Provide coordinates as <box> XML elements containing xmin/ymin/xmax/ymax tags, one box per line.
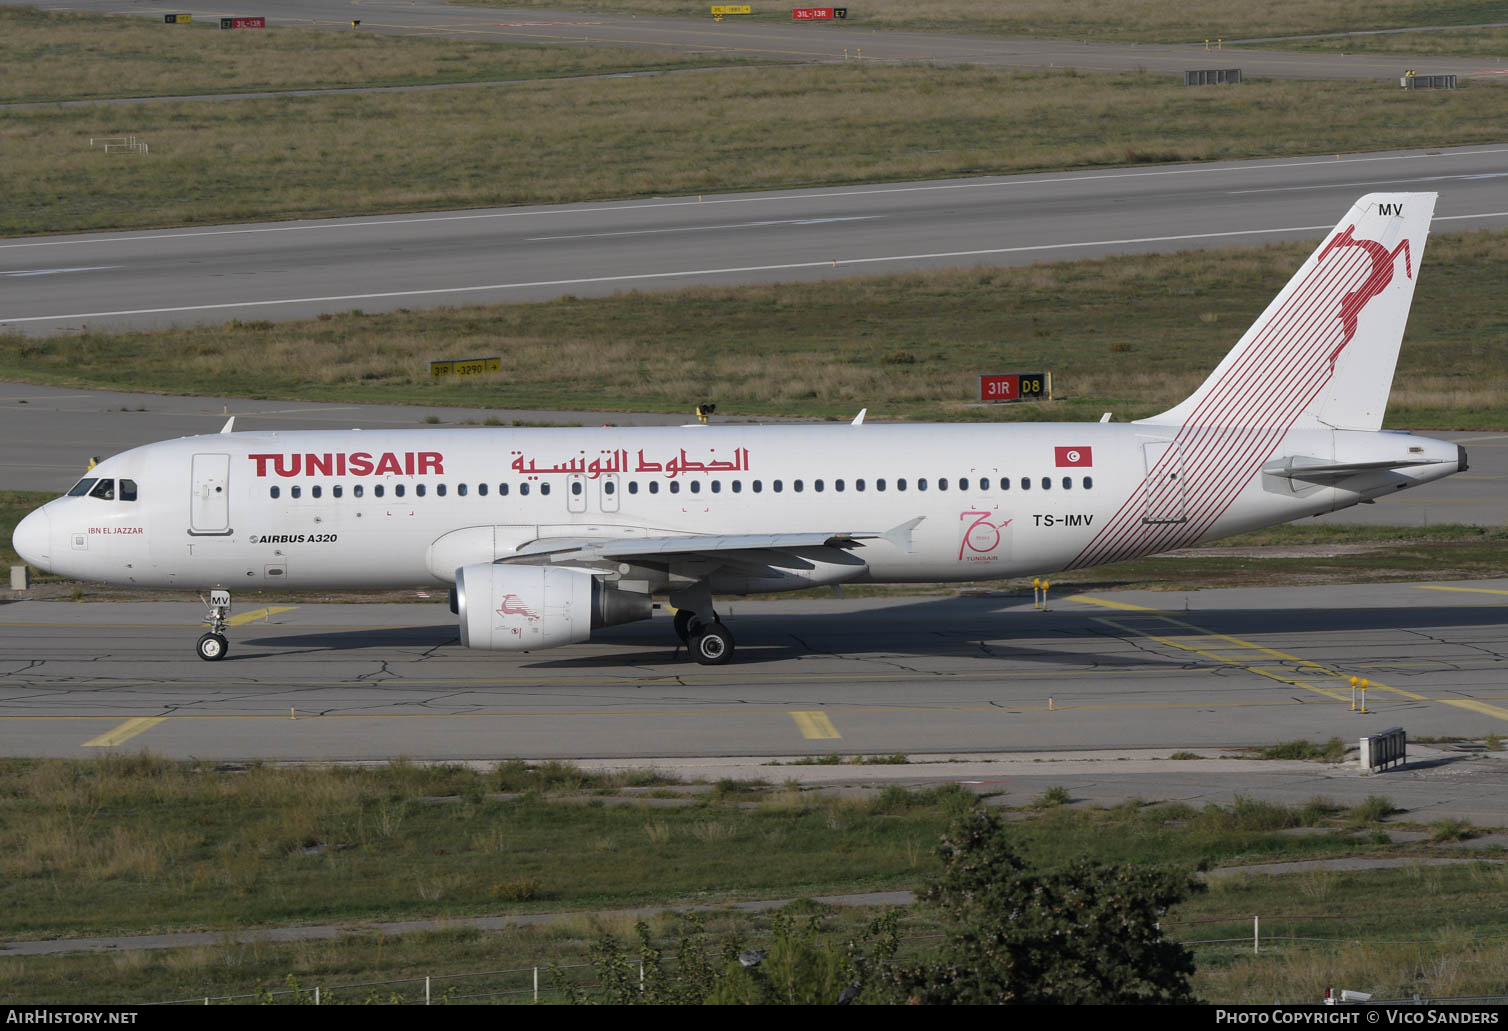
<box><xmin>502</xmin><ymin>517</ymin><xmax>923</xmax><ymax>568</ymax></box>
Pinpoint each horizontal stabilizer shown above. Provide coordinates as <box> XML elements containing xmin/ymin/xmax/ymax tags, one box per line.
<box><xmin>1261</xmin><ymin>456</ymin><xmax>1439</xmax><ymax>481</ymax></box>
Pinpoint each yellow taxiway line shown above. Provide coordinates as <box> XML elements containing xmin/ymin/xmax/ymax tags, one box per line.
<box><xmin>226</xmin><ymin>606</ymin><xmax>298</xmax><ymax>627</ymax></box>
<box><xmin>789</xmin><ymin>711</ymin><xmax>841</xmax><ymax>739</ymax></box>
<box><xmin>83</xmin><ymin>716</ymin><xmax>167</xmax><ymax>747</ymax></box>
<box><xmin>1069</xmin><ymin>593</ymin><xmax>1508</xmax><ymax>723</ymax></box>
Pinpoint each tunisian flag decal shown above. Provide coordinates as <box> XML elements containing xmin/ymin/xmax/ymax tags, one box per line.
<box><xmin>1055</xmin><ymin>446</ymin><xmax>1093</xmax><ymax>467</ymax></box>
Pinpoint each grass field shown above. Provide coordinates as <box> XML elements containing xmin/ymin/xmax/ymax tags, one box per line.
<box><xmin>4</xmin><ymin>231</ymin><xmax>1504</xmax><ymax>428</ymax></box>
<box><xmin>0</xmin><ymin>6</ymin><xmax>751</xmax><ymax>104</ymax></box>
<box><xmin>458</xmin><ymin>0</ymin><xmax>1508</xmax><ymax>46</ymax></box>
<box><xmin>5</xmin><ymin>63</ymin><xmax>1508</xmax><ymax>238</ymax></box>
<box><xmin>1</xmin><ymin>756</ymin><xmax>1505</xmax><ymax>1004</ymax></box>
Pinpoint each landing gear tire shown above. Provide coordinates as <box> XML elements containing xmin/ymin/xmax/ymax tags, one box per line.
<box><xmin>196</xmin><ymin>632</ymin><xmax>229</xmax><ymax>662</ymax></box>
<box><xmin>689</xmin><ymin>622</ymin><xmax>734</xmax><ymax>665</ymax></box>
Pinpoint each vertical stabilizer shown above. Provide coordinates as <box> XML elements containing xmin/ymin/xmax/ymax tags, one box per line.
<box><xmin>1140</xmin><ymin>193</ymin><xmax>1434</xmax><ymax>431</ymax></box>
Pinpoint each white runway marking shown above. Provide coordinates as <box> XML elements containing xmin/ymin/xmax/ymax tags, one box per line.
<box><xmin>2</xmin><ymin>221</ymin><xmax>1351</xmax><ymax>323</ymax></box>
<box><xmin>1</xmin><ymin>266</ymin><xmax>120</xmax><ymax>277</ymax></box>
<box><xmin>526</xmin><ymin>215</ymin><xmax>879</xmax><ymax>241</ymax></box>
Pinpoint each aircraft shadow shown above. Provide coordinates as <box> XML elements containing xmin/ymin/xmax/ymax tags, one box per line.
<box><xmin>236</xmin><ymin>594</ymin><xmax>1508</xmax><ymax>671</ymax></box>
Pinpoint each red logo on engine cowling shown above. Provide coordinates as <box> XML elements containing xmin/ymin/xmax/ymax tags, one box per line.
<box><xmin>497</xmin><ymin>594</ymin><xmax>540</xmax><ymax>621</ymax></box>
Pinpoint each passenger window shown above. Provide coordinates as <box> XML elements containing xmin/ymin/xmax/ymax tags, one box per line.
<box><xmin>1042</xmin><ymin>477</ymin><xmax>1051</xmax><ymax>490</ymax></box>
<box><xmin>89</xmin><ymin>479</ymin><xmax>115</xmax><ymax>500</ymax></box>
<box><xmin>1062</xmin><ymin>477</ymin><xmax>1072</xmax><ymax>490</ymax></box>
<box><xmin>752</xmin><ymin>480</ymin><xmax>762</xmax><ymax>493</ymax></box>
<box><xmin>498</xmin><ymin>483</ymin><xmax>508</xmax><ymax>496</ymax></box>
<box><xmin>670</xmin><ymin>482</ymin><xmax>680</xmax><ymax>494</ymax></box>
<box><xmin>898</xmin><ymin>478</ymin><xmax>908</xmax><ymax>491</ymax></box>
<box><xmin>292</xmin><ymin>486</ymin><xmax>302</xmax><ymax>499</ymax></box>
<box><xmin>711</xmin><ymin>481</ymin><xmax>721</xmax><ymax>493</ymax></box>
<box><xmin>571</xmin><ymin>481</ymin><xmax>583</xmax><ymax>496</ymax></box>
<box><xmin>395</xmin><ymin>484</ymin><xmax>406</xmax><ymax>498</ymax></box>
<box><xmin>457</xmin><ymin>484</ymin><xmax>466</xmax><ymax>497</ymax></box>
<box><xmin>437</xmin><ymin>484</ymin><xmax>447</xmax><ymax>497</ymax></box>
<box><xmin>477</xmin><ymin>483</ymin><xmax>486</xmax><ymax>497</ymax></box>
<box><xmin>520</xmin><ymin>483</ymin><xmax>530</xmax><ymax>496</ymax></box>
<box><xmin>119</xmin><ymin>479</ymin><xmax>138</xmax><ymax>502</ymax></box>
<box><xmin>540</xmin><ymin>483</ymin><xmax>551</xmax><ymax>496</ymax></box>
<box><xmin>835</xmin><ymin>479</ymin><xmax>844</xmax><ymax>492</ymax></box>
<box><xmin>333</xmin><ymin>485</ymin><xmax>343</xmax><ymax>499</ymax></box>
<box><xmin>856</xmin><ymin>479</ymin><xmax>865</xmax><ymax>492</ymax></box>
<box><xmin>773</xmin><ymin>480</ymin><xmax>783</xmax><ymax>493</ymax></box>
<box><xmin>355</xmin><ymin>484</ymin><xmax>364</xmax><ymax>498</ymax></box>
<box><xmin>1000</xmin><ymin>477</ymin><xmax>1010</xmax><ymax>490</ymax></box>
<box><xmin>1083</xmin><ymin>476</ymin><xmax>1093</xmax><ymax>489</ymax></box>
<box><xmin>415</xmin><ymin>484</ymin><xmax>425</xmax><ymax>497</ymax></box>
<box><xmin>375</xmin><ymin>484</ymin><xmax>385</xmax><ymax>498</ymax></box>
<box><xmin>689</xmin><ymin>481</ymin><xmax>701</xmax><ymax>494</ymax></box>
<box><xmin>650</xmin><ymin>482</ymin><xmax>660</xmax><ymax>494</ymax></box>
<box><xmin>877</xmin><ymin>478</ymin><xmax>886</xmax><ymax>492</ymax></box>
<box><xmin>629</xmin><ymin>481</ymin><xmax>639</xmax><ymax>494</ymax></box>
<box><xmin>814</xmin><ymin>479</ymin><xmax>823</xmax><ymax>493</ymax></box>
<box><xmin>605</xmin><ymin>480</ymin><xmax>616</xmax><ymax>495</ymax></box>
<box><xmin>917</xmin><ymin>478</ymin><xmax>927</xmax><ymax>491</ymax></box>
<box><xmin>313</xmin><ymin>485</ymin><xmax>323</xmax><ymax>499</ymax></box>
<box><xmin>67</xmin><ymin>478</ymin><xmax>98</xmax><ymax>498</ymax></box>
<box><xmin>732</xmin><ymin>481</ymin><xmax>741</xmax><ymax>493</ymax></box>
<box><xmin>794</xmin><ymin>480</ymin><xmax>804</xmax><ymax>493</ymax></box>
<box><xmin>270</xmin><ymin>485</ymin><xmax>280</xmax><ymax>500</ymax></box>
<box><xmin>1021</xmin><ymin>478</ymin><xmax>1030</xmax><ymax>491</ymax></box>
<box><xmin>939</xmin><ymin>478</ymin><xmax>948</xmax><ymax>491</ymax></box>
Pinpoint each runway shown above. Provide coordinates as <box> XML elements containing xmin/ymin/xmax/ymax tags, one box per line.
<box><xmin>15</xmin><ymin>0</ymin><xmax>1508</xmax><ymax>82</ymax></box>
<box><xmin>4</xmin><ymin>145</ymin><xmax>1508</xmax><ymax>335</ymax></box>
<box><xmin>2</xmin><ymin>581</ymin><xmax>1506</xmax><ymax>761</ymax></box>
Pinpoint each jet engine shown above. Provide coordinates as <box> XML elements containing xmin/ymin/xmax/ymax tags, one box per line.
<box><xmin>455</xmin><ymin>564</ymin><xmax>652</xmax><ymax>652</ymax></box>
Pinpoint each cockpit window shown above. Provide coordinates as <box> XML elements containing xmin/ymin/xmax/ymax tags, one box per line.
<box><xmin>119</xmin><ymin>479</ymin><xmax>138</xmax><ymax>502</ymax></box>
<box><xmin>88</xmin><ymin>479</ymin><xmax>116</xmax><ymax>501</ymax></box>
<box><xmin>67</xmin><ymin>478</ymin><xmax>98</xmax><ymax>497</ymax></box>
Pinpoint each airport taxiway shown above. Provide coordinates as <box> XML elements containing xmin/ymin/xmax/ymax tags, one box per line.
<box><xmin>2</xmin><ymin>580</ymin><xmax>1505</xmax><ymax>761</ymax></box>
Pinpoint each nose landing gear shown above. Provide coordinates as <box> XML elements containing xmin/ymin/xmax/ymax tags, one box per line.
<box><xmin>197</xmin><ymin>589</ymin><xmax>231</xmax><ymax>661</ymax></box>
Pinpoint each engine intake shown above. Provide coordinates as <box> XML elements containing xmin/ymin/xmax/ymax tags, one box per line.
<box><xmin>455</xmin><ymin>564</ymin><xmax>651</xmax><ymax>652</ymax></box>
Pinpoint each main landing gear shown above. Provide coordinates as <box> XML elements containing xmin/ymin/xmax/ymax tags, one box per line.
<box><xmin>197</xmin><ymin>589</ymin><xmax>231</xmax><ymax>662</ymax></box>
<box><xmin>673</xmin><ymin>607</ymin><xmax>735</xmax><ymax>666</ymax></box>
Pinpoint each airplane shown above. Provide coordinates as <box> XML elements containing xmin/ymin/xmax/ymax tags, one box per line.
<box><xmin>11</xmin><ymin>193</ymin><xmax>1466</xmax><ymax>666</ymax></box>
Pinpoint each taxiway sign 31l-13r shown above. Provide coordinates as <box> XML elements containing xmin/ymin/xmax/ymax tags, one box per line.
<box><xmin>12</xmin><ymin>194</ymin><xmax>1466</xmax><ymax>665</ymax></box>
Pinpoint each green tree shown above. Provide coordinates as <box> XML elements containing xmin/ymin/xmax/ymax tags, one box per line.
<box><xmin>876</xmin><ymin>808</ymin><xmax>1203</xmax><ymax>1004</ymax></box>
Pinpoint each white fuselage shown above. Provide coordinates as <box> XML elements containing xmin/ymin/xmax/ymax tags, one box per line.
<box><xmin>14</xmin><ymin>421</ymin><xmax>1463</xmax><ymax>593</ymax></box>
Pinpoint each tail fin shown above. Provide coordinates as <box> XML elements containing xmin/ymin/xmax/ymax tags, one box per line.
<box><xmin>1139</xmin><ymin>192</ymin><xmax>1434</xmax><ymax>432</ymax></box>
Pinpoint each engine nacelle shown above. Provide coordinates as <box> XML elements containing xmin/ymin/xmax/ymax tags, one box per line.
<box><xmin>455</xmin><ymin>564</ymin><xmax>651</xmax><ymax>652</ymax></box>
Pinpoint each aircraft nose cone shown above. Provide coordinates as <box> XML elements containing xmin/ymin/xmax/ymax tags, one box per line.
<box><xmin>12</xmin><ymin>507</ymin><xmax>51</xmax><ymax>573</ymax></box>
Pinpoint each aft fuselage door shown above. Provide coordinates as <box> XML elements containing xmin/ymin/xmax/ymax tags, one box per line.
<box><xmin>1140</xmin><ymin>440</ymin><xmax>1187</xmax><ymax>524</ymax></box>
<box><xmin>599</xmin><ymin>473</ymin><xmax>620</xmax><ymax>513</ymax></box>
<box><xmin>567</xmin><ymin>473</ymin><xmax>587</xmax><ymax>513</ymax></box>
<box><xmin>190</xmin><ymin>452</ymin><xmax>232</xmax><ymax>535</ymax></box>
